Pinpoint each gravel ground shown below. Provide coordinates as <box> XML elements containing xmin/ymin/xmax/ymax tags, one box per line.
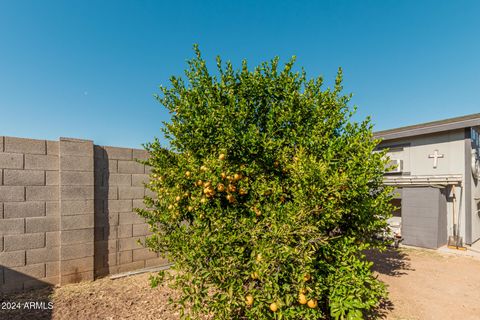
<box><xmin>2</xmin><ymin>247</ymin><xmax>480</xmax><ymax>319</ymax></box>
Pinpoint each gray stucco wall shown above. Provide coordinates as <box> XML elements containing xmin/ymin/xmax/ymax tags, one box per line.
<box><xmin>402</xmin><ymin>187</ymin><xmax>448</xmax><ymax>249</ymax></box>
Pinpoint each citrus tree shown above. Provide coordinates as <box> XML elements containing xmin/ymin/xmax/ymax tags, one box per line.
<box><xmin>137</xmin><ymin>45</ymin><xmax>394</xmax><ymax>319</ymax></box>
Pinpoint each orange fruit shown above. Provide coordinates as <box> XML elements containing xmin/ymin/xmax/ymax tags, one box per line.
<box><xmin>269</xmin><ymin>302</ymin><xmax>278</xmax><ymax>312</ymax></box>
<box><xmin>245</xmin><ymin>295</ymin><xmax>253</xmax><ymax>306</ymax></box>
<box><xmin>217</xmin><ymin>183</ymin><xmax>225</xmax><ymax>192</ymax></box>
<box><xmin>185</xmin><ymin>171</ymin><xmax>191</xmax><ymax>177</ymax></box>
<box><xmin>227</xmin><ymin>184</ymin><xmax>236</xmax><ymax>192</ymax></box>
<box><xmin>204</xmin><ymin>181</ymin><xmax>211</xmax><ymax>188</ymax></box>
<box><xmin>239</xmin><ymin>188</ymin><xmax>247</xmax><ymax>195</ymax></box>
<box><xmin>233</xmin><ymin>173</ymin><xmax>242</xmax><ymax>181</ymax></box>
<box><xmin>175</xmin><ymin>196</ymin><xmax>181</xmax><ymax>202</ymax></box>
<box><xmin>168</xmin><ymin>204</ymin><xmax>173</xmax><ymax>210</ymax></box>
<box><xmin>307</xmin><ymin>299</ymin><xmax>318</xmax><ymax>309</ymax></box>
<box><xmin>196</xmin><ymin>180</ymin><xmax>203</xmax><ymax>186</ymax></box>
<box><xmin>200</xmin><ymin>197</ymin><xmax>207</xmax><ymax>204</ymax></box>
<box><xmin>221</xmin><ymin>172</ymin><xmax>227</xmax><ymax>179</ymax></box>
<box><xmin>226</xmin><ymin>194</ymin><xmax>235</xmax><ymax>203</ymax></box>
<box><xmin>200</xmin><ymin>165</ymin><xmax>208</xmax><ymax>172</ymax></box>
<box><xmin>219</xmin><ymin>153</ymin><xmax>226</xmax><ymax>161</ymax></box>
<box><xmin>303</xmin><ymin>274</ymin><xmax>311</xmax><ymax>282</ymax></box>
<box><xmin>187</xmin><ymin>206</ymin><xmax>193</xmax><ymax>211</ymax></box>
<box><xmin>298</xmin><ymin>294</ymin><xmax>307</xmax><ymax>305</ymax></box>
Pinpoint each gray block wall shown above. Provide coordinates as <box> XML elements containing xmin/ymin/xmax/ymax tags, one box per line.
<box><xmin>0</xmin><ymin>136</ymin><xmax>166</xmax><ymax>293</ymax></box>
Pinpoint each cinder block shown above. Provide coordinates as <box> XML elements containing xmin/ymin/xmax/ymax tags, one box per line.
<box><xmin>26</xmin><ymin>246</ymin><xmax>59</xmax><ymax>264</ymax></box>
<box><xmin>131</xmin><ymin>174</ymin><xmax>149</xmax><ymax>186</ymax></box>
<box><xmin>0</xmin><ymin>136</ymin><xmax>3</xmax><ymax>151</ymax></box>
<box><xmin>26</xmin><ymin>186</ymin><xmax>58</xmax><ymax>201</ymax></box>
<box><xmin>117</xmin><ymin>224</ymin><xmax>132</xmax><ymax>238</ymax></box>
<box><xmin>109</xmin><ymin>160</ymin><xmax>118</xmax><ymax>173</ymax></box>
<box><xmin>60</xmin><ymin>155</ymin><xmax>93</xmax><ymax>171</ymax></box>
<box><xmin>61</xmin><ymin>214</ymin><xmax>94</xmax><ymax>230</ymax></box>
<box><xmin>132</xmin><ymin>224</ymin><xmax>150</xmax><ymax>236</ymax></box>
<box><xmin>61</xmin><ymin>200</ymin><xmax>94</xmax><ymax>215</ymax></box>
<box><xmin>61</xmin><ymin>257</ymin><xmax>93</xmax><ymax>275</ymax></box>
<box><xmin>3</xmin><ymin>169</ymin><xmax>45</xmax><ymax>186</ymax></box>
<box><xmin>61</xmin><ymin>229</ymin><xmax>93</xmax><ymax>245</ymax></box>
<box><xmin>0</xmin><ymin>236</ymin><xmax>3</xmax><ymax>251</ymax></box>
<box><xmin>95</xmin><ymin>186</ymin><xmax>118</xmax><ymax>200</ymax></box>
<box><xmin>118</xmin><ymin>237</ymin><xmax>144</xmax><ymax>251</ymax></box>
<box><xmin>4</xmin><ymin>263</ymin><xmax>46</xmax><ymax>284</ymax></box>
<box><xmin>106</xmin><ymin>200</ymin><xmax>132</xmax><ymax>213</ymax></box>
<box><xmin>0</xmin><ymin>280</ymin><xmax>24</xmax><ymax>293</ymax></box>
<box><xmin>60</xmin><ymin>186</ymin><xmax>94</xmax><ymax>200</ymax></box>
<box><xmin>4</xmin><ymin>137</ymin><xmax>46</xmax><ymax>155</ymax></box>
<box><xmin>118</xmin><ymin>161</ymin><xmax>144</xmax><ymax>174</ymax></box>
<box><xmin>4</xmin><ymin>201</ymin><xmax>45</xmax><ymax>219</ymax></box>
<box><xmin>132</xmin><ymin>199</ymin><xmax>147</xmax><ymax>210</ymax></box>
<box><xmin>61</xmin><ymin>243</ymin><xmax>93</xmax><ymax>260</ymax></box>
<box><xmin>94</xmin><ymin>170</ymin><xmax>104</xmax><ymax>186</ymax></box>
<box><xmin>46</xmin><ymin>231</ymin><xmax>60</xmax><ymax>247</ymax></box>
<box><xmin>59</xmin><ymin>139</ymin><xmax>93</xmax><ymax>156</ymax></box>
<box><xmin>119</xmin><ymin>212</ymin><xmax>144</xmax><ymax>225</ymax></box>
<box><xmin>94</xmin><ymin>199</ymin><xmax>104</xmax><ymax>214</ymax></box>
<box><xmin>0</xmin><ymin>218</ymin><xmax>25</xmax><ymax>235</ymax></box>
<box><xmin>61</xmin><ymin>270</ymin><xmax>93</xmax><ymax>284</ymax></box>
<box><xmin>132</xmin><ymin>248</ymin><xmax>157</xmax><ymax>261</ymax></box>
<box><xmin>145</xmin><ymin>188</ymin><xmax>157</xmax><ymax>198</ymax></box>
<box><xmin>94</xmin><ymin>145</ymin><xmax>105</xmax><ymax>158</ymax></box>
<box><xmin>118</xmin><ymin>186</ymin><xmax>144</xmax><ymax>200</ymax></box>
<box><xmin>46</xmin><ymin>201</ymin><xmax>59</xmax><ymax>216</ymax></box>
<box><xmin>46</xmin><ymin>141</ymin><xmax>59</xmax><ymax>155</ymax></box>
<box><xmin>46</xmin><ymin>261</ymin><xmax>59</xmax><ymax>277</ymax></box>
<box><xmin>25</xmin><ymin>217</ymin><xmax>59</xmax><ymax>233</ymax></box>
<box><xmin>133</xmin><ymin>149</ymin><xmax>149</xmax><ymax>160</ymax></box>
<box><xmin>119</xmin><ymin>250</ymin><xmax>132</xmax><ymax>264</ymax></box>
<box><xmin>118</xmin><ymin>260</ymin><xmax>144</xmax><ymax>273</ymax></box>
<box><xmin>144</xmin><ymin>165</ymin><xmax>152</xmax><ymax>174</ymax></box>
<box><xmin>0</xmin><ymin>153</ymin><xmax>24</xmax><ymax>169</ymax></box>
<box><xmin>0</xmin><ymin>250</ymin><xmax>26</xmax><ymax>267</ymax></box>
<box><xmin>60</xmin><ymin>171</ymin><xmax>94</xmax><ymax>186</ymax></box>
<box><xmin>107</xmin><ymin>253</ymin><xmax>117</xmax><ymax>266</ymax></box>
<box><xmin>95</xmin><ymin>239</ymin><xmax>117</xmax><ymax>252</ymax></box>
<box><xmin>145</xmin><ymin>257</ymin><xmax>169</xmax><ymax>268</ymax></box>
<box><xmin>25</xmin><ymin>154</ymin><xmax>58</xmax><ymax>170</ymax></box>
<box><xmin>103</xmin><ymin>146</ymin><xmax>133</xmax><ymax>160</ymax></box>
<box><xmin>4</xmin><ymin>233</ymin><xmax>45</xmax><ymax>251</ymax></box>
<box><xmin>109</xmin><ymin>174</ymin><xmax>131</xmax><ymax>186</ymax></box>
<box><xmin>0</xmin><ymin>186</ymin><xmax>25</xmax><ymax>201</ymax></box>
<box><xmin>24</xmin><ymin>276</ymin><xmax>58</xmax><ymax>289</ymax></box>
<box><xmin>46</xmin><ymin>171</ymin><xmax>59</xmax><ymax>185</ymax></box>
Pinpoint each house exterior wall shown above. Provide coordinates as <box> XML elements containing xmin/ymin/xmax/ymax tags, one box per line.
<box><xmin>380</xmin><ymin>129</ymin><xmax>467</xmax><ymax>243</ymax></box>
<box><xmin>0</xmin><ymin>136</ymin><xmax>166</xmax><ymax>293</ymax></box>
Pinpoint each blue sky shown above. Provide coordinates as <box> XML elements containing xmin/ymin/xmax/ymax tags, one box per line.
<box><xmin>1</xmin><ymin>0</ymin><xmax>479</xmax><ymax>148</ymax></box>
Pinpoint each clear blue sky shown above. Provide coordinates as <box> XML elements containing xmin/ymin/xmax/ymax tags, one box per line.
<box><xmin>1</xmin><ymin>1</ymin><xmax>479</xmax><ymax>148</ymax></box>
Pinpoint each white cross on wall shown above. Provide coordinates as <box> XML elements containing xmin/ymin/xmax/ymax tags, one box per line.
<box><xmin>428</xmin><ymin>150</ymin><xmax>444</xmax><ymax>168</ymax></box>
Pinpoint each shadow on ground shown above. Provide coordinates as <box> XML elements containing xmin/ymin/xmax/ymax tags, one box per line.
<box><xmin>0</xmin><ymin>285</ymin><xmax>54</xmax><ymax>320</ymax></box>
<box><xmin>365</xmin><ymin>248</ymin><xmax>413</xmax><ymax>319</ymax></box>
<box><xmin>366</xmin><ymin>248</ymin><xmax>413</xmax><ymax>277</ymax></box>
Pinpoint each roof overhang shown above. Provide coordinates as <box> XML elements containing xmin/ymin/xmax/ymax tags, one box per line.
<box><xmin>383</xmin><ymin>174</ymin><xmax>463</xmax><ymax>187</ymax></box>
<box><xmin>374</xmin><ymin>113</ymin><xmax>480</xmax><ymax>141</ymax></box>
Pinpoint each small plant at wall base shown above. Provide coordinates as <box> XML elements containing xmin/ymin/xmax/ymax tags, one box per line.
<box><xmin>136</xmin><ymin>45</ymin><xmax>394</xmax><ymax>319</ymax></box>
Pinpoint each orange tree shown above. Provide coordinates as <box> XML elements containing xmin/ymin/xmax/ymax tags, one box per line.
<box><xmin>137</xmin><ymin>46</ymin><xmax>394</xmax><ymax>319</ymax></box>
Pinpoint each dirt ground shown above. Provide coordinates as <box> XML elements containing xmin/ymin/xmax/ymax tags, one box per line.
<box><xmin>1</xmin><ymin>247</ymin><xmax>480</xmax><ymax>320</ymax></box>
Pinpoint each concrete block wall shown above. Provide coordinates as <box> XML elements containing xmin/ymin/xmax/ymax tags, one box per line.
<box><xmin>0</xmin><ymin>136</ymin><xmax>165</xmax><ymax>293</ymax></box>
